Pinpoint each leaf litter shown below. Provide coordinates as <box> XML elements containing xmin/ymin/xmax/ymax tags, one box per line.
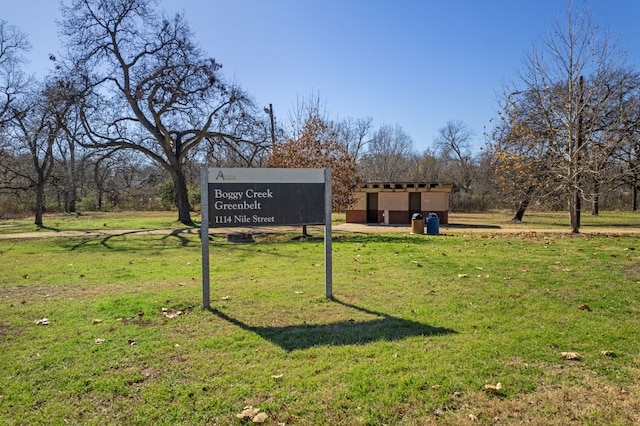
<box><xmin>236</xmin><ymin>406</ymin><xmax>268</xmax><ymax>423</ymax></box>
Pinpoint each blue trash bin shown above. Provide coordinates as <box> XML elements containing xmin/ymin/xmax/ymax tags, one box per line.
<box><xmin>426</xmin><ymin>213</ymin><xmax>439</xmax><ymax>235</ymax></box>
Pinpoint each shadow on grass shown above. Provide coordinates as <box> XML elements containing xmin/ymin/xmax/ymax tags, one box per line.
<box><xmin>37</xmin><ymin>225</ymin><xmax>60</xmax><ymax>232</ymax></box>
<box><xmin>65</xmin><ymin>229</ymin><xmax>198</xmax><ymax>251</ymax></box>
<box><xmin>444</xmin><ymin>223</ymin><xmax>502</xmax><ymax>230</ymax></box>
<box><xmin>209</xmin><ymin>298</ymin><xmax>456</xmax><ymax>351</ymax></box>
<box><xmin>160</xmin><ymin>229</ymin><xmax>194</xmax><ymax>247</ymax></box>
<box><xmin>332</xmin><ymin>233</ymin><xmax>431</xmax><ymax>244</ymax></box>
<box><xmin>98</xmin><ymin>229</ymin><xmax>196</xmax><ymax>249</ymax></box>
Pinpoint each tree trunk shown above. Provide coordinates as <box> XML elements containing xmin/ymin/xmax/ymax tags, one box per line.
<box><xmin>512</xmin><ymin>198</ymin><xmax>530</xmax><ymax>222</ymax></box>
<box><xmin>34</xmin><ymin>177</ymin><xmax>45</xmax><ymax>227</ymax></box>
<box><xmin>570</xmin><ymin>188</ymin><xmax>580</xmax><ymax>234</ymax></box>
<box><xmin>66</xmin><ymin>143</ymin><xmax>77</xmax><ymax>213</ymax></box>
<box><xmin>65</xmin><ymin>184</ymin><xmax>77</xmax><ymax>213</ymax></box>
<box><xmin>575</xmin><ymin>189</ymin><xmax>581</xmax><ymax>230</ymax></box>
<box><xmin>591</xmin><ymin>175</ymin><xmax>600</xmax><ymax>216</ymax></box>
<box><xmin>66</xmin><ymin>175</ymin><xmax>77</xmax><ymax>213</ymax></box>
<box><xmin>633</xmin><ymin>177</ymin><xmax>638</xmax><ymax>211</ymax></box>
<box><xmin>172</xmin><ymin>169</ymin><xmax>193</xmax><ymax>226</ymax></box>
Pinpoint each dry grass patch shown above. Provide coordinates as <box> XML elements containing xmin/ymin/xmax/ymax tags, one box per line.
<box><xmin>436</xmin><ymin>365</ymin><xmax>640</xmax><ymax>425</ymax></box>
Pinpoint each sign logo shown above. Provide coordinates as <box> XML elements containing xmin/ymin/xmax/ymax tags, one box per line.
<box><xmin>215</xmin><ymin>170</ymin><xmax>237</xmax><ymax>181</ymax></box>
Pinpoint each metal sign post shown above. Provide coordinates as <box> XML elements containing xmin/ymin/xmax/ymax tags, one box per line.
<box><xmin>201</xmin><ymin>167</ymin><xmax>211</xmax><ymax>309</ymax></box>
<box><xmin>201</xmin><ymin>168</ymin><xmax>332</xmax><ymax>308</ymax></box>
<box><xmin>324</xmin><ymin>168</ymin><xmax>332</xmax><ymax>298</ymax></box>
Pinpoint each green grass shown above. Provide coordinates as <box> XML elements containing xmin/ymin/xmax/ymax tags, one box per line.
<box><xmin>0</xmin><ymin>211</ymin><xmax>348</xmax><ymax>235</ymax></box>
<box><xmin>0</xmin><ymin>211</ymin><xmax>188</xmax><ymax>234</ymax></box>
<box><xmin>448</xmin><ymin>209</ymin><xmax>640</xmax><ymax>231</ymax></box>
<box><xmin>3</xmin><ymin>209</ymin><xmax>640</xmax><ymax>235</ymax></box>
<box><xmin>1</xmin><ymin>227</ymin><xmax>640</xmax><ymax>424</ymax></box>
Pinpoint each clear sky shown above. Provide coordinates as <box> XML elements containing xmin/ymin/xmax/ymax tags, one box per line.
<box><xmin>3</xmin><ymin>1</ymin><xmax>640</xmax><ymax>152</ymax></box>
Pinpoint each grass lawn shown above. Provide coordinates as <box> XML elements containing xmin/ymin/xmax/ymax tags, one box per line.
<box><xmin>0</xmin><ymin>211</ymin><xmax>188</xmax><ymax>234</ymax></box>
<box><xmin>1</xmin><ymin>214</ymin><xmax>640</xmax><ymax>424</ymax></box>
<box><xmin>3</xmin><ymin>209</ymin><xmax>640</xmax><ymax>235</ymax></box>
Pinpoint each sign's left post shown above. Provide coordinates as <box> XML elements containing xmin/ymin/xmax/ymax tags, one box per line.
<box><xmin>201</xmin><ymin>167</ymin><xmax>211</xmax><ymax>309</ymax></box>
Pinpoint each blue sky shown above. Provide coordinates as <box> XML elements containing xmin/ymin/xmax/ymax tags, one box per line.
<box><xmin>4</xmin><ymin>1</ymin><xmax>640</xmax><ymax>152</ymax></box>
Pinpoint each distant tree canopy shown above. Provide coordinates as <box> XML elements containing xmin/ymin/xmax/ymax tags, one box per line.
<box><xmin>359</xmin><ymin>124</ymin><xmax>416</xmax><ymax>182</ymax></box>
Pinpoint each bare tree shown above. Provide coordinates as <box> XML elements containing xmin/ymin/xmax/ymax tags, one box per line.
<box><xmin>583</xmin><ymin>69</ymin><xmax>640</xmax><ymax>214</ymax></box>
<box><xmin>286</xmin><ymin>92</ymin><xmax>328</xmax><ymax>141</ymax></box>
<box><xmin>492</xmin><ymin>3</ymin><xmax>633</xmax><ymax>232</ymax></box>
<box><xmin>359</xmin><ymin>124</ymin><xmax>416</xmax><ymax>182</ymax></box>
<box><xmin>60</xmin><ymin>0</ymin><xmax>261</xmax><ymax>225</ymax></box>
<box><xmin>411</xmin><ymin>148</ymin><xmax>443</xmax><ymax>182</ymax></box>
<box><xmin>0</xmin><ymin>20</ymin><xmax>30</xmax><ymax>125</ymax></box>
<box><xmin>434</xmin><ymin>120</ymin><xmax>476</xmax><ymax>191</ymax></box>
<box><xmin>2</xmin><ymin>79</ymin><xmax>77</xmax><ymax>226</ymax></box>
<box><xmin>616</xmin><ymin>109</ymin><xmax>640</xmax><ymax>210</ymax></box>
<box><xmin>335</xmin><ymin>116</ymin><xmax>373</xmax><ymax>161</ymax></box>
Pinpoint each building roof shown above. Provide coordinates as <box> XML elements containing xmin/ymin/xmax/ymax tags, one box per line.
<box><xmin>356</xmin><ymin>182</ymin><xmax>456</xmax><ymax>192</ymax></box>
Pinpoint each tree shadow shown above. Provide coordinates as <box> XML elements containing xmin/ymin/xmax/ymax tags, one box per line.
<box><xmin>98</xmin><ymin>229</ymin><xmax>196</xmax><ymax>249</ymax></box>
<box><xmin>160</xmin><ymin>229</ymin><xmax>193</xmax><ymax>247</ymax></box>
<box><xmin>444</xmin><ymin>223</ymin><xmax>502</xmax><ymax>229</ymax></box>
<box><xmin>64</xmin><ymin>229</ymin><xmax>197</xmax><ymax>251</ymax></box>
<box><xmin>37</xmin><ymin>225</ymin><xmax>60</xmax><ymax>231</ymax></box>
<box><xmin>209</xmin><ymin>298</ymin><xmax>456</xmax><ymax>351</ymax></box>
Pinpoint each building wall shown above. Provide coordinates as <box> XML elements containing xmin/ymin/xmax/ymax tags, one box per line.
<box><xmin>379</xmin><ymin>193</ymin><xmax>408</xmax><ymax>210</ymax></box>
<box><xmin>350</xmin><ymin>192</ymin><xmax>367</xmax><ymax>210</ymax></box>
<box><xmin>422</xmin><ymin>192</ymin><xmax>448</xmax><ymax>211</ymax></box>
<box><xmin>346</xmin><ymin>190</ymin><xmax>450</xmax><ymax>225</ymax></box>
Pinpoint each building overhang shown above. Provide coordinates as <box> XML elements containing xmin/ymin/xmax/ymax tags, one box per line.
<box><xmin>355</xmin><ymin>182</ymin><xmax>456</xmax><ymax>193</ymax></box>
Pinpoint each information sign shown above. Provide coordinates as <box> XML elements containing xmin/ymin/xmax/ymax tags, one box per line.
<box><xmin>200</xmin><ymin>168</ymin><xmax>332</xmax><ymax>308</ymax></box>
<box><xmin>208</xmin><ymin>168</ymin><xmax>326</xmax><ymax>227</ymax></box>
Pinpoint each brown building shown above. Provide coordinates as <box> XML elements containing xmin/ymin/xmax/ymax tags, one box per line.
<box><xmin>346</xmin><ymin>182</ymin><xmax>455</xmax><ymax>225</ymax></box>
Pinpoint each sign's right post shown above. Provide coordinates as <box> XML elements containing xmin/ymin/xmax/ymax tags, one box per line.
<box><xmin>324</xmin><ymin>168</ymin><xmax>332</xmax><ymax>298</ymax></box>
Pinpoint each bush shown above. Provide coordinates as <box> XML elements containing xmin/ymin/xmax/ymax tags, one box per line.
<box><xmin>0</xmin><ymin>194</ymin><xmax>32</xmax><ymax>219</ymax></box>
<box><xmin>156</xmin><ymin>179</ymin><xmax>176</xmax><ymax>209</ymax></box>
<box><xmin>450</xmin><ymin>191</ymin><xmax>493</xmax><ymax>212</ymax></box>
<box><xmin>188</xmin><ymin>185</ymin><xmax>200</xmax><ymax>210</ymax></box>
<box><xmin>77</xmin><ymin>192</ymin><xmax>99</xmax><ymax>211</ymax></box>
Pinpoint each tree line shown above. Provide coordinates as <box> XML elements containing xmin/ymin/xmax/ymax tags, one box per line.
<box><xmin>1</xmin><ymin>1</ymin><xmax>638</xmax><ymax>233</ymax></box>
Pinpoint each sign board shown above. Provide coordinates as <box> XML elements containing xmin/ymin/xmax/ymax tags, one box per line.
<box><xmin>208</xmin><ymin>168</ymin><xmax>326</xmax><ymax>227</ymax></box>
<box><xmin>200</xmin><ymin>168</ymin><xmax>332</xmax><ymax>308</ymax></box>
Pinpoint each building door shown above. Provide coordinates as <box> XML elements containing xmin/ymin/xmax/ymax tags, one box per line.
<box><xmin>366</xmin><ymin>193</ymin><xmax>378</xmax><ymax>223</ymax></box>
<box><xmin>409</xmin><ymin>192</ymin><xmax>421</xmax><ymax>219</ymax></box>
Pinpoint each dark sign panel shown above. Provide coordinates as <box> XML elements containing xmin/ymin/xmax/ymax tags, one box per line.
<box><xmin>201</xmin><ymin>167</ymin><xmax>333</xmax><ymax>307</ymax></box>
<box><xmin>207</xmin><ymin>168</ymin><xmax>326</xmax><ymax>228</ymax></box>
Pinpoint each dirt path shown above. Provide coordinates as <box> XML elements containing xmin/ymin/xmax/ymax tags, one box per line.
<box><xmin>336</xmin><ymin>223</ymin><xmax>640</xmax><ymax>235</ymax></box>
<box><xmin>1</xmin><ymin>222</ymin><xmax>639</xmax><ymax>240</ymax></box>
